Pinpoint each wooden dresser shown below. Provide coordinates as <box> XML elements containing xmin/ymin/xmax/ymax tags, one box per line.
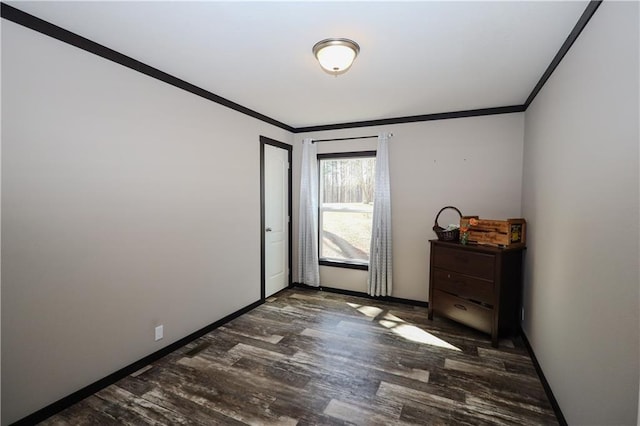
<box><xmin>428</xmin><ymin>240</ymin><xmax>525</xmax><ymax>347</ymax></box>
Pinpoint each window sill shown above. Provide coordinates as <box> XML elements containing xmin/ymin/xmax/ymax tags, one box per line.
<box><xmin>319</xmin><ymin>259</ymin><xmax>369</xmax><ymax>271</ymax></box>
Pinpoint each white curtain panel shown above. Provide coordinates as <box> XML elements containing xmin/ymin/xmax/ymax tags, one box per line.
<box><xmin>368</xmin><ymin>132</ymin><xmax>393</xmax><ymax>296</ymax></box>
<box><xmin>298</xmin><ymin>138</ymin><xmax>320</xmax><ymax>286</ymax></box>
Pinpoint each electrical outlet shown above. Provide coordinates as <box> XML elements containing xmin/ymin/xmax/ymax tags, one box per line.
<box><xmin>155</xmin><ymin>325</ymin><xmax>163</xmax><ymax>341</ymax></box>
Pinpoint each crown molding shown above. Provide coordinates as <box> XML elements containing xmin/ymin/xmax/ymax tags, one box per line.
<box><xmin>293</xmin><ymin>105</ymin><xmax>526</xmax><ymax>133</ymax></box>
<box><xmin>1</xmin><ymin>1</ymin><xmax>602</xmax><ymax>133</ymax></box>
<box><xmin>0</xmin><ymin>2</ymin><xmax>295</xmax><ymax>133</ymax></box>
<box><xmin>525</xmin><ymin>0</ymin><xmax>602</xmax><ymax>107</ymax></box>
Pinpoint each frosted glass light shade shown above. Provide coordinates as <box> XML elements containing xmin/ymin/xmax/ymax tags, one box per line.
<box><xmin>313</xmin><ymin>38</ymin><xmax>360</xmax><ymax>75</ymax></box>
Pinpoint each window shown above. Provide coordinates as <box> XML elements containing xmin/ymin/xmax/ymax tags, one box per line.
<box><xmin>318</xmin><ymin>152</ymin><xmax>376</xmax><ymax>269</ymax></box>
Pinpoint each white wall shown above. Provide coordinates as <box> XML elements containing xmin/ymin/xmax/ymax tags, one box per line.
<box><xmin>293</xmin><ymin>113</ymin><xmax>524</xmax><ymax>301</ymax></box>
<box><xmin>521</xmin><ymin>2</ymin><xmax>639</xmax><ymax>425</ymax></box>
<box><xmin>1</xmin><ymin>21</ymin><xmax>292</xmax><ymax>424</ymax></box>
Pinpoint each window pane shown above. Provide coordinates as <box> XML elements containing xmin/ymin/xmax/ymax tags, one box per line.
<box><xmin>319</xmin><ymin>157</ymin><xmax>375</xmax><ymax>264</ymax></box>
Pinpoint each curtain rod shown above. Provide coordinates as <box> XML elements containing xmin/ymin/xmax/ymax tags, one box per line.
<box><xmin>311</xmin><ymin>133</ymin><xmax>393</xmax><ymax>143</ymax></box>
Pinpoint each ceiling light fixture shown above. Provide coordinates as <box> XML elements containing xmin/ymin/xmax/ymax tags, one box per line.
<box><xmin>312</xmin><ymin>38</ymin><xmax>360</xmax><ymax>76</ymax></box>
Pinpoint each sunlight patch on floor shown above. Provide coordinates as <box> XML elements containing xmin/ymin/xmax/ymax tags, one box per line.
<box><xmin>382</xmin><ymin>313</ymin><xmax>406</xmax><ymax>323</ymax></box>
<box><xmin>380</xmin><ymin>321</ymin><xmax>461</xmax><ymax>351</ymax></box>
<box><xmin>347</xmin><ymin>302</ymin><xmax>383</xmax><ymax>319</ymax></box>
<box><xmin>348</xmin><ymin>303</ymin><xmax>461</xmax><ymax>351</ymax></box>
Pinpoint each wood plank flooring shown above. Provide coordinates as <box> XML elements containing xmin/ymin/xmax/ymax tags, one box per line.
<box><xmin>41</xmin><ymin>288</ymin><xmax>558</xmax><ymax>425</ymax></box>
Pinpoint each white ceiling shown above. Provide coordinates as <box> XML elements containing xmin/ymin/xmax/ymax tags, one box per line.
<box><xmin>8</xmin><ymin>1</ymin><xmax>589</xmax><ymax>129</ymax></box>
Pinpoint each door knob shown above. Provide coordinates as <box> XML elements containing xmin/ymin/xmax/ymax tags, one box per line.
<box><xmin>265</xmin><ymin>227</ymin><xmax>272</xmax><ymax>232</ymax></box>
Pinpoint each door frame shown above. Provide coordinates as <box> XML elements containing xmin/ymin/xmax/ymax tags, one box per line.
<box><xmin>260</xmin><ymin>136</ymin><xmax>293</xmax><ymax>300</ymax></box>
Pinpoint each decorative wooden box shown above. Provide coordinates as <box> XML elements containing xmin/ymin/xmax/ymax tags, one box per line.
<box><xmin>460</xmin><ymin>216</ymin><xmax>526</xmax><ymax>248</ymax></box>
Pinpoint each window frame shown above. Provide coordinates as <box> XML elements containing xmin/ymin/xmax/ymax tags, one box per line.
<box><xmin>317</xmin><ymin>150</ymin><xmax>377</xmax><ymax>271</ymax></box>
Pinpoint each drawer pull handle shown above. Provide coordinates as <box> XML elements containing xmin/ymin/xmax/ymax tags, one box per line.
<box><xmin>454</xmin><ymin>304</ymin><xmax>467</xmax><ymax>311</ymax></box>
<box><xmin>447</xmin><ymin>274</ymin><xmax>451</xmax><ymax>279</ymax></box>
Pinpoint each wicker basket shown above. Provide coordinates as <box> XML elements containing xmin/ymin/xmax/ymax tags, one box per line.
<box><xmin>433</xmin><ymin>206</ymin><xmax>462</xmax><ymax>241</ymax></box>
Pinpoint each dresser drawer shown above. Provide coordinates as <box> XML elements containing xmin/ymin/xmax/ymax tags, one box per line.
<box><xmin>432</xmin><ymin>246</ymin><xmax>495</xmax><ymax>280</ymax></box>
<box><xmin>432</xmin><ymin>269</ymin><xmax>494</xmax><ymax>306</ymax></box>
<box><xmin>432</xmin><ymin>290</ymin><xmax>492</xmax><ymax>334</ymax></box>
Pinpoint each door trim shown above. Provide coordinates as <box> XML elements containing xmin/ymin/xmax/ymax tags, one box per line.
<box><xmin>260</xmin><ymin>136</ymin><xmax>293</xmax><ymax>300</ymax></box>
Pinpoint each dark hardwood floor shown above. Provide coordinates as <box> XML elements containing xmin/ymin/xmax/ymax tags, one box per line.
<box><xmin>41</xmin><ymin>288</ymin><xmax>557</xmax><ymax>425</ymax></box>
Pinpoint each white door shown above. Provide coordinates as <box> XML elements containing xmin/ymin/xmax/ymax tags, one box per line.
<box><xmin>264</xmin><ymin>144</ymin><xmax>289</xmax><ymax>297</ymax></box>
